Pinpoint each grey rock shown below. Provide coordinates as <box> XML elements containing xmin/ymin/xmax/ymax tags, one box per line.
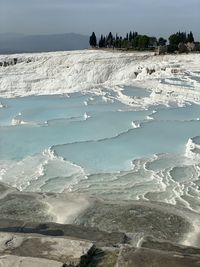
<box><xmin>0</xmin><ymin>219</ymin><xmax>127</xmax><ymax>247</ymax></box>
<box><xmin>0</xmin><ymin>255</ymin><xmax>63</xmax><ymax>267</ymax></box>
<box><xmin>140</xmin><ymin>236</ymin><xmax>200</xmax><ymax>255</ymax></box>
<box><xmin>117</xmin><ymin>245</ymin><xmax>200</xmax><ymax>267</ymax></box>
<box><xmin>0</xmin><ymin>232</ymin><xmax>94</xmax><ymax>266</ymax></box>
<box><xmin>0</xmin><ymin>182</ymin><xmax>197</xmax><ymax>247</ymax></box>
<box><xmin>0</xmin><ymin>182</ymin><xmax>91</xmax><ymax>224</ymax></box>
<box><xmin>0</xmin><ymin>183</ymin><xmax>17</xmax><ymax>196</ymax></box>
<box><xmin>0</xmin><ymin>191</ymin><xmax>53</xmax><ymax>222</ymax></box>
<box><xmin>75</xmin><ymin>200</ymin><xmax>190</xmax><ymax>244</ymax></box>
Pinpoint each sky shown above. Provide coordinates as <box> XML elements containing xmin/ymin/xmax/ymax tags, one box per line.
<box><xmin>0</xmin><ymin>0</ymin><xmax>200</xmax><ymax>40</ymax></box>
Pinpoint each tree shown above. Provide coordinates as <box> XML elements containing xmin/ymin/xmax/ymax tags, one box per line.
<box><xmin>138</xmin><ymin>35</ymin><xmax>150</xmax><ymax>49</ymax></box>
<box><xmin>96</xmin><ymin>29</ymin><xmax>196</xmax><ymax>52</ymax></box>
<box><xmin>132</xmin><ymin>35</ymin><xmax>139</xmax><ymax>48</ymax></box>
<box><xmin>106</xmin><ymin>32</ymin><xmax>114</xmax><ymax>48</ymax></box>
<box><xmin>129</xmin><ymin>32</ymin><xmax>133</xmax><ymax>41</ymax></box>
<box><xmin>158</xmin><ymin>37</ymin><xmax>167</xmax><ymax>46</ymax></box>
<box><xmin>169</xmin><ymin>33</ymin><xmax>180</xmax><ymax>46</ymax></box>
<box><xmin>187</xmin><ymin>31</ymin><xmax>194</xmax><ymax>43</ymax></box>
<box><xmin>89</xmin><ymin>32</ymin><xmax>97</xmax><ymax>47</ymax></box>
<box><xmin>99</xmin><ymin>35</ymin><xmax>105</xmax><ymax>48</ymax></box>
<box><xmin>169</xmin><ymin>31</ymin><xmax>191</xmax><ymax>46</ymax></box>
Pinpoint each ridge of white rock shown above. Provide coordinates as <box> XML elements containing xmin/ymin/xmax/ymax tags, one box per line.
<box><xmin>1</xmin><ymin>50</ymin><xmax>200</xmax><ymax>103</ymax></box>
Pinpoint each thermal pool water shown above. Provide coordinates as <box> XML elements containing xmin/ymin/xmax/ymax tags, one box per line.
<box><xmin>0</xmin><ymin>86</ymin><xmax>200</xmax><ymax>214</ymax></box>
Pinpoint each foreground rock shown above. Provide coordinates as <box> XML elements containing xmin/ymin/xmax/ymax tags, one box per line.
<box><xmin>0</xmin><ymin>232</ymin><xmax>94</xmax><ymax>266</ymax></box>
<box><xmin>0</xmin><ymin>182</ymin><xmax>91</xmax><ymax>224</ymax></box>
<box><xmin>140</xmin><ymin>236</ymin><xmax>200</xmax><ymax>255</ymax></box>
<box><xmin>0</xmin><ymin>182</ymin><xmax>200</xmax><ymax>247</ymax></box>
<box><xmin>116</xmin><ymin>237</ymin><xmax>200</xmax><ymax>267</ymax></box>
<box><xmin>74</xmin><ymin>200</ymin><xmax>192</xmax><ymax>245</ymax></box>
<box><xmin>117</xmin><ymin>246</ymin><xmax>200</xmax><ymax>267</ymax></box>
<box><xmin>0</xmin><ymin>182</ymin><xmax>200</xmax><ymax>266</ymax></box>
<box><xmin>0</xmin><ymin>255</ymin><xmax>63</xmax><ymax>267</ymax></box>
<box><xmin>0</xmin><ymin>219</ymin><xmax>126</xmax><ymax>248</ymax></box>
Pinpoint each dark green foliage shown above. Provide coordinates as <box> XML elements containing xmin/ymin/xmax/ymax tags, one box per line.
<box><xmin>168</xmin><ymin>31</ymin><xmax>195</xmax><ymax>53</ymax></box>
<box><xmin>158</xmin><ymin>37</ymin><xmax>167</xmax><ymax>46</ymax></box>
<box><xmin>167</xmin><ymin>44</ymin><xmax>177</xmax><ymax>53</ymax></box>
<box><xmin>137</xmin><ymin>35</ymin><xmax>149</xmax><ymax>49</ymax></box>
<box><xmin>89</xmin><ymin>32</ymin><xmax>97</xmax><ymax>47</ymax></box>
<box><xmin>132</xmin><ymin>35</ymin><xmax>151</xmax><ymax>49</ymax></box>
<box><xmin>129</xmin><ymin>32</ymin><xmax>133</xmax><ymax>41</ymax></box>
<box><xmin>87</xmin><ymin>249</ymin><xmax>118</xmax><ymax>267</ymax></box>
<box><xmin>99</xmin><ymin>35</ymin><xmax>105</xmax><ymax>48</ymax></box>
<box><xmin>169</xmin><ymin>32</ymin><xmax>185</xmax><ymax>46</ymax></box>
<box><xmin>90</xmin><ymin>30</ymin><xmax>196</xmax><ymax>52</ymax></box>
<box><xmin>94</xmin><ymin>31</ymin><xmax>155</xmax><ymax>50</ymax></box>
<box><xmin>106</xmin><ymin>32</ymin><xmax>114</xmax><ymax>48</ymax></box>
<box><xmin>187</xmin><ymin>31</ymin><xmax>194</xmax><ymax>42</ymax></box>
<box><xmin>169</xmin><ymin>31</ymin><xmax>195</xmax><ymax>48</ymax></box>
<box><xmin>169</xmin><ymin>33</ymin><xmax>179</xmax><ymax>46</ymax></box>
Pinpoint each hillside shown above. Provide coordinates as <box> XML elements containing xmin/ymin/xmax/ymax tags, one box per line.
<box><xmin>0</xmin><ymin>33</ymin><xmax>89</xmax><ymax>54</ymax></box>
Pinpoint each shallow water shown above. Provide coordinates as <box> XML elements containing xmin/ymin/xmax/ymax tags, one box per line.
<box><xmin>0</xmin><ymin>86</ymin><xmax>200</xmax><ymax>213</ymax></box>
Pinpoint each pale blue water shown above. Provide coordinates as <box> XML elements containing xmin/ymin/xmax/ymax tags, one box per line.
<box><xmin>0</xmin><ymin>87</ymin><xmax>200</xmax><ymax>211</ymax></box>
<box><xmin>122</xmin><ymin>86</ymin><xmax>151</xmax><ymax>98</ymax></box>
<box><xmin>53</xmin><ymin>120</ymin><xmax>200</xmax><ymax>172</ymax></box>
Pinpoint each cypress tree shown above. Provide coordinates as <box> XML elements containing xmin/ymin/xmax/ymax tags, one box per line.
<box><xmin>129</xmin><ymin>31</ymin><xmax>133</xmax><ymax>41</ymax></box>
<box><xmin>99</xmin><ymin>35</ymin><xmax>104</xmax><ymax>48</ymax></box>
<box><xmin>187</xmin><ymin>31</ymin><xmax>194</xmax><ymax>42</ymax></box>
<box><xmin>103</xmin><ymin>36</ymin><xmax>106</xmax><ymax>47</ymax></box>
<box><xmin>106</xmin><ymin>32</ymin><xmax>114</xmax><ymax>48</ymax></box>
<box><xmin>89</xmin><ymin>32</ymin><xmax>97</xmax><ymax>47</ymax></box>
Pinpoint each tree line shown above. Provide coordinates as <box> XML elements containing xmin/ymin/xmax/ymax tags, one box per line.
<box><xmin>89</xmin><ymin>30</ymin><xmax>196</xmax><ymax>51</ymax></box>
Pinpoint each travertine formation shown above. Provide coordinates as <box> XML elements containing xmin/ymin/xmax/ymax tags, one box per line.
<box><xmin>0</xmin><ymin>182</ymin><xmax>199</xmax><ymax>266</ymax></box>
<box><xmin>0</xmin><ymin>255</ymin><xmax>63</xmax><ymax>267</ymax></box>
<box><xmin>0</xmin><ymin>232</ymin><xmax>94</xmax><ymax>266</ymax></box>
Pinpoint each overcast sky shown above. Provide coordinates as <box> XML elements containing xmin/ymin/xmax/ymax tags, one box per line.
<box><xmin>1</xmin><ymin>0</ymin><xmax>200</xmax><ymax>39</ymax></box>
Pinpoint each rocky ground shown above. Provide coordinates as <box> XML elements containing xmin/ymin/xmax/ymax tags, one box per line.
<box><xmin>0</xmin><ymin>182</ymin><xmax>200</xmax><ymax>266</ymax></box>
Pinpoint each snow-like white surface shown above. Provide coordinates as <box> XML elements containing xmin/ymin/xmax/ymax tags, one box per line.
<box><xmin>1</xmin><ymin>50</ymin><xmax>200</xmax><ymax>222</ymax></box>
<box><xmin>1</xmin><ymin>49</ymin><xmax>200</xmax><ymax>105</ymax></box>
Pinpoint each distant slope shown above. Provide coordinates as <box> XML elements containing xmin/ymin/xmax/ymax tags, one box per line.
<box><xmin>0</xmin><ymin>33</ymin><xmax>89</xmax><ymax>54</ymax></box>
